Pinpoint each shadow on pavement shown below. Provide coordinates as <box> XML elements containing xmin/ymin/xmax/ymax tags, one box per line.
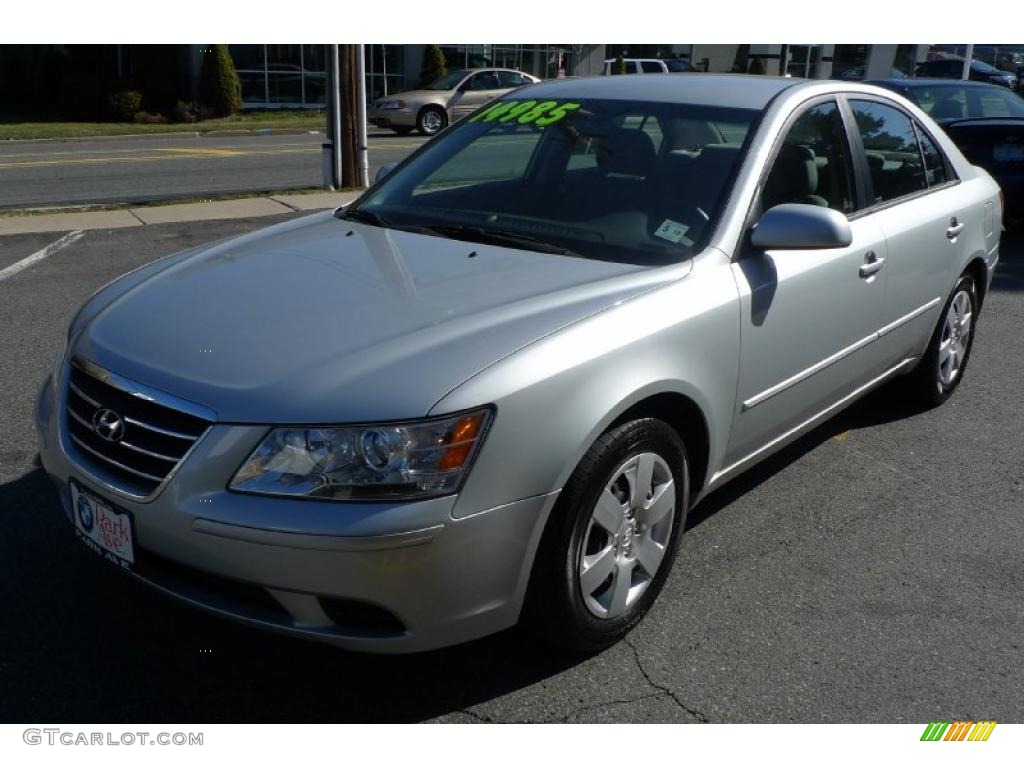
<box><xmin>0</xmin><ymin>467</ymin><xmax>587</xmax><ymax>723</ymax></box>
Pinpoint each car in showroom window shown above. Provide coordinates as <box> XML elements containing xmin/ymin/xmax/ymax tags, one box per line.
<box><xmin>37</xmin><ymin>75</ymin><xmax>1002</xmax><ymax>653</ymax></box>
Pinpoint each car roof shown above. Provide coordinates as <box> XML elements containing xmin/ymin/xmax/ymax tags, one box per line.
<box><xmin>522</xmin><ymin>73</ymin><xmax>802</xmax><ymax>110</ymax></box>
<box><xmin>868</xmin><ymin>78</ymin><xmax>1000</xmax><ymax>89</ymax></box>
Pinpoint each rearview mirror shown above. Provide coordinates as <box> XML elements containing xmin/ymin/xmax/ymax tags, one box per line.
<box><xmin>751</xmin><ymin>203</ymin><xmax>853</xmax><ymax>250</ymax></box>
<box><xmin>374</xmin><ymin>162</ymin><xmax>397</xmax><ymax>185</ymax></box>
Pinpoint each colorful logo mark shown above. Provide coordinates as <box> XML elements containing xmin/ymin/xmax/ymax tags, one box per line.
<box><xmin>920</xmin><ymin>721</ymin><xmax>997</xmax><ymax>742</ymax></box>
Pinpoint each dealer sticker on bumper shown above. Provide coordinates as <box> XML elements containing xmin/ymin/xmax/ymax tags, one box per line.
<box><xmin>71</xmin><ymin>482</ymin><xmax>135</xmax><ymax>567</ymax></box>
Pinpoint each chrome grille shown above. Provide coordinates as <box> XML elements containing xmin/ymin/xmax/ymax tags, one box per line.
<box><xmin>64</xmin><ymin>359</ymin><xmax>213</xmax><ymax>497</ymax></box>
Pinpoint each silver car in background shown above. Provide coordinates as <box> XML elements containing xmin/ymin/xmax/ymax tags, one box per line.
<box><xmin>37</xmin><ymin>75</ymin><xmax>1001</xmax><ymax>653</ymax></box>
<box><xmin>369</xmin><ymin>67</ymin><xmax>539</xmax><ymax>135</ymax></box>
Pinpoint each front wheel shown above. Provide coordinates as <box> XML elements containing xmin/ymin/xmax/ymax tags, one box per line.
<box><xmin>524</xmin><ymin>418</ymin><xmax>689</xmax><ymax>652</ymax></box>
<box><xmin>904</xmin><ymin>272</ymin><xmax>978</xmax><ymax>406</ymax></box>
<box><xmin>417</xmin><ymin>106</ymin><xmax>447</xmax><ymax>136</ymax></box>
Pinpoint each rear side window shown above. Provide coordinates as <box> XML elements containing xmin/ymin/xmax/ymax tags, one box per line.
<box><xmin>640</xmin><ymin>61</ymin><xmax>664</xmax><ymax>73</ymax></box>
<box><xmin>915</xmin><ymin>124</ymin><xmax>950</xmax><ymax>187</ymax></box>
<box><xmin>850</xmin><ymin>99</ymin><xmax>927</xmax><ymax>204</ymax></box>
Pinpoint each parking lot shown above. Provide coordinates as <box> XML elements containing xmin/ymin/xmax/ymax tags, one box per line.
<box><xmin>0</xmin><ymin>216</ymin><xmax>1021</xmax><ymax>723</ymax></box>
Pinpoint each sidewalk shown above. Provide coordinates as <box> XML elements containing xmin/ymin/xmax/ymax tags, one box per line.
<box><xmin>0</xmin><ymin>191</ymin><xmax>362</xmax><ymax>236</ymax></box>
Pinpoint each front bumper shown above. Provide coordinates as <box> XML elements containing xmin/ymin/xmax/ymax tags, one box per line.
<box><xmin>35</xmin><ymin>368</ymin><xmax>557</xmax><ymax>653</ymax></box>
<box><xmin>369</xmin><ymin>107</ymin><xmax>417</xmax><ymax>130</ymax></box>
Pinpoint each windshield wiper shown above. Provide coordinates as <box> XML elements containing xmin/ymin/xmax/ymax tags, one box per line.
<box><xmin>337</xmin><ymin>207</ymin><xmax>391</xmax><ymax>227</ymax></box>
<box><xmin>419</xmin><ymin>224</ymin><xmax>581</xmax><ymax>256</ymax></box>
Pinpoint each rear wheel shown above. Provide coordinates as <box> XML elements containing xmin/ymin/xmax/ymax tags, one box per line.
<box><xmin>525</xmin><ymin>418</ymin><xmax>689</xmax><ymax>652</ymax></box>
<box><xmin>904</xmin><ymin>273</ymin><xmax>978</xmax><ymax>406</ymax></box>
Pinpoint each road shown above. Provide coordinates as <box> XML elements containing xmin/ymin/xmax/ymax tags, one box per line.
<box><xmin>0</xmin><ymin>132</ymin><xmax>429</xmax><ymax>209</ymax></box>
<box><xmin>0</xmin><ymin>218</ymin><xmax>1022</xmax><ymax>723</ymax></box>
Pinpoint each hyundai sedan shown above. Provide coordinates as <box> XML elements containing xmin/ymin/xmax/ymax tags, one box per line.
<box><xmin>36</xmin><ymin>74</ymin><xmax>1001</xmax><ymax>653</ymax></box>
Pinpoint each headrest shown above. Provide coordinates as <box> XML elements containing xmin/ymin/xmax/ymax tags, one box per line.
<box><xmin>596</xmin><ymin>129</ymin><xmax>657</xmax><ymax>178</ymax></box>
<box><xmin>764</xmin><ymin>144</ymin><xmax>818</xmax><ymax>204</ymax></box>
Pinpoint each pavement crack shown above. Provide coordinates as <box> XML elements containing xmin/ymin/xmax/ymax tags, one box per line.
<box><xmin>624</xmin><ymin>636</ymin><xmax>710</xmax><ymax>723</ymax></box>
<box><xmin>550</xmin><ymin>692</ymin><xmax>663</xmax><ymax>723</ymax></box>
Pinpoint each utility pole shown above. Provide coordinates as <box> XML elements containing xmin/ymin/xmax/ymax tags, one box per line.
<box><xmin>323</xmin><ymin>44</ymin><xmax>361</xmax><ymax>190</ymax></box>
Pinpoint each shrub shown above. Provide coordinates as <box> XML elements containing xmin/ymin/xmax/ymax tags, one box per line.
<box><xmin>198</xmin><ymin>44</ymin><xmax>242</xmax><ymax>117</ymax></box>
<box><xmin>420</xmin><ymin>44</ymin><xmax>447</xmax><ymax>86</ymax></box>
<box><xmin>133</xmin><ymin>111</ymin><xmax>168</xmax><ymax>124</ymax></box>
<box><xmin>171</xmin><ymin>100</ymin><xmax>198</xmax><ymax>123</ymax></box>
<box><xmin>107</xmin><ymin>90</ymin><xmax>143</xmax><ymax>122</ymax></box>
<box><xmin>614</xmin><ymin>54</ymin><xmax>626</xmax><ymax>75</ymax></box>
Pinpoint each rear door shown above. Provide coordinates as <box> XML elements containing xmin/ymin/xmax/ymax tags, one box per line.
<box><xmin>725</xmin><ymin>98</ymin><xmax>890</xmax><ymax>467</ymax></box>
<box><xmin>845</xmin><ymin>96</ymin><xmax>969</xmax><ymax>363</ymax></box>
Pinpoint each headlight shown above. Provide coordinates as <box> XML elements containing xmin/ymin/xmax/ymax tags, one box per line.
<box><xmin>229</xmin><ymin>408</ymin><xmax>492</xmax><ymax>501</ymax></box>
<box><xmin>379</xmin><ymin>100</ymin><xmax>406</xmax><ymax>110</ymax></box>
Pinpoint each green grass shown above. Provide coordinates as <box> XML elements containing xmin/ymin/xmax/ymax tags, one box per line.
<box><xmin>0</xmin><ymin>110</ymin><xmax>326</xmax><ymax>141</ymax></box>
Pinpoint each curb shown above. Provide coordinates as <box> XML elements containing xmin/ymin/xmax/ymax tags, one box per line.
<box><xmin>0</xmin><ymin>128</ymin><xmax>323</xmax><ymax>145</ymax></box>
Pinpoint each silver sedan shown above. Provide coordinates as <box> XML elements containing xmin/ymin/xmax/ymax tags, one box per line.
<box><xmin>36</xmin><ymin>74</ymin><xmax>1001</xmax><ymax>653</ymax></box>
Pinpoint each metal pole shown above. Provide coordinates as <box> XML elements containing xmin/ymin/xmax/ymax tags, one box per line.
<box><xmin>355</xmin><ymin>44</ymin><xmax>370</xmax><ymax>189</ymax></box>
<box><xmin>331</xmin><ymin>44</ymin><xmax>342</xmax><ymax>189</ymax></box>
<box><xmin>962</xmin><ymin>44</ymin><xmax>974</xmax><ymax>80</ymax></box>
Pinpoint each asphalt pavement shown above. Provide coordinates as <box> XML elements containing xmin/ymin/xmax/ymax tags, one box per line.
<box><xmin>0</xmin><ymin>132</ymin><xmax>428</xmax><ymax>209</ymax></box>
<box><xmin>0</xmin><ymin>219</ymin><xmax>1022</xmax><ymax>723</ymax></box>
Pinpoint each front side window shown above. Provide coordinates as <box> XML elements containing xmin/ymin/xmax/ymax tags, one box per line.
<box><xmin>762</xmin><ymin>101</ymin><xmax>856</xmax><ymax>214</ymax></box>
<box><xmin>850</xmin><ymin>99</ymin><xmax>927</xmax><ymax>204</ymax></box>
<box><xmin>466</xmin><ymin>71</ymin><xmax>501</xmax><ymax>91</ymax></box>
<box><xmin>640</xmin><ymin>61</ymin><xmax>664</xmax><ymax>73</ymax></box>
<box><xmin>497</xmin><ymin>71</ymin><xmax>529</xmax><ymax>88</ymax></box>
<box><xmin>349</xmin><ymin>98</ymin><xmax>760</xmax><ymax>265</ymax></box>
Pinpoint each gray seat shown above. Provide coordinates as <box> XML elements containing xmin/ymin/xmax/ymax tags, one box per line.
<box><xmin>762</xmin><ymin>144</ymin><xmax>828</xmax><ymax>209</ymax></box>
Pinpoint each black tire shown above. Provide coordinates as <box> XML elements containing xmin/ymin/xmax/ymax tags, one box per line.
<box><xmin>904</xmin><ymin>272</ymin><xmax>978</xmax><ymax>407</ymax></box>
<box><xmin>524</xmin><ymin>418</ymin><xmax>689</xmax><ymax>652</ymax></box>
<box><xmin>391</xmin><ymin>126</ymin><xmax>414</xmax><ymax>136</ymax></box>
<box><xmin>416</xmin><ymin>106</ymin><xmax>447</xmax><ymax>136</ymax></box>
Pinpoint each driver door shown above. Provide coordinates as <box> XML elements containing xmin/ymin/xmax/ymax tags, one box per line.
<box><xmin>450</xmin><ymin>71</ymin><xmax>504</xmax><ymax>121</ymax></box>
<box><xmin>723</xmin><ymin>98</ymin><xmax>890</xmax><ymax>468</ymax></box>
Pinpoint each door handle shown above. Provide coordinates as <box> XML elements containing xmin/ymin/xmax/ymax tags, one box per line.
<box><xmin>947</xmin><ymin>217</ymin><xmax>965</xmax><ymax>239</ymax></box>
<box><xmin>859</xmin><ymin>251</ymin><xmax>885</xmax><ymax>278</ymax></box>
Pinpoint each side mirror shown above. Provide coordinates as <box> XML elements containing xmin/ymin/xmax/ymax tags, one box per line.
<box><xmin>374</xmin><ymin>162</ymin><xmax>397</xmax><ymax>185</ymax></box>
<box><xmin>751</xmin><ymin>203</ymin><xmax>853</xmax><ymax>250</ymax></box>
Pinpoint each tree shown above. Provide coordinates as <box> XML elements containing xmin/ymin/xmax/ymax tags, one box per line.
<box><xmin>199</xmin><ymin>44</ymin><xmax>242</xmax><ymax>117</ymax></box>
<box><xmin>420</xmin><ymin>44</ymin><xmax>447</xmax><ymax>86</ymax></box>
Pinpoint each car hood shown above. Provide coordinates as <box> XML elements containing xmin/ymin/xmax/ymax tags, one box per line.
<box><xmin>72</xmin><ymin>211</ymin><xmax>683</xmax><ymax>423</ymax></box>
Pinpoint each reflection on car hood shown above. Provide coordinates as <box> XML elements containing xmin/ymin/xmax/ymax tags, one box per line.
<box><xmin>72</xmin><ymin>212</ymin><xmax>683</xmax><ymax>423</ymax></box>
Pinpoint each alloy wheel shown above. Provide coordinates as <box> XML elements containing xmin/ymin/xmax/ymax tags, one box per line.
<box><xmin>577</xmin><ymin>452</ymin><xmax>676</xmax><ymax>619</ymax></box>
<box><xmin>939</xmin><ymin>289</ymin><xmax>973</xmax><ymax>386</ymax></box>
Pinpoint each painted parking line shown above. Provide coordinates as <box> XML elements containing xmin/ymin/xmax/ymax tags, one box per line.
<box><xmin>0</xmin><ymin>230</ymin><xmax>84</xmax><ymax>283</ymax></box>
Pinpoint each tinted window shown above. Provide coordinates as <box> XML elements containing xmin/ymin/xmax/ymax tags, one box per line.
<box><xmin>910</xmin><ymin>86</ymin><xmax>968</xmax><ymax>120</ymax></box>
<box><xmin>467</xmin><ymin>71</ymin><xmax>501</xmax><ymax>91</ymax></box>
<box><xmin>496</xmin><ymin>71</ymin><xmax>529</xmax><ymax>88</ymax></box>
<box><xmin>850</xmin><ymin>100</ymin><xmax>927</xmax><ymax>204</ymax></box>
<box><xmin>916</xmin><ymin>125</ymin><xmax>950</xmax><ymax>187</ymax></box>
<box><xmin>763</xmin><ymin>101</ymin><xmax>856</xmax><ymax>214</ymax></box>
<box><xmin>353</xmin><ymin>98</ymin><xmax>759</xmax><ymax>265</ymax></box>
<box><xmin>640</xmin><ymin>61</ymin><xmax>664</xmax><ymax>73</ymax></box>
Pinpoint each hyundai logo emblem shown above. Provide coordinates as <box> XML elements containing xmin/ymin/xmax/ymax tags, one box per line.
<box><xmin>92</xmin><ymin>408</ymin><xmax>125</xmax><ymax>442</ymax></box>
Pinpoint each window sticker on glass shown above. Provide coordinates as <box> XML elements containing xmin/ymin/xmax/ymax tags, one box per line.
<box><xmin>469</xmin><ymin>100</ymin><xmax>582</xmax><ymax>126</ymax></box>
<box><xmin>654</xmin><ymin>219</ymin><xmax>690</xmax><ymax>243</ymax></box>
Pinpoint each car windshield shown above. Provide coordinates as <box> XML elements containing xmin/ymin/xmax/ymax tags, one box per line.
<box><xmin>424</xmin><ymin>70</ymin><xmax>471</xmax><ymax>90</ymax></box>
<box><xmin>346</xmin><ymin>97</ymin><xmax>760</xmax><ymax>265</ymax></box>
